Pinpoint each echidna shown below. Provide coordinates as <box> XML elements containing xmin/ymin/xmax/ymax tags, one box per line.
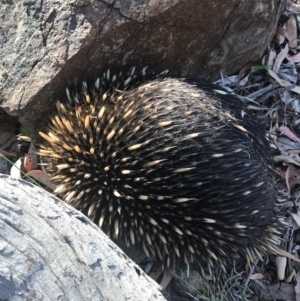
<box><xmin>39</xmin><ymin>66</ymin><xmax>282</xmax><ymax>274</ymax></box>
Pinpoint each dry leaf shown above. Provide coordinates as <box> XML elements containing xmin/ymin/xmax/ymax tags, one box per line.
<box><xmin>274</xmin><ymin>155</ymin><xmax>300</xmax><ymax>166</ymax></box>
<box><xmin>10</xmin><ymin>158</ymin><xmax>23</xmax><ymax>179</ymax></box>
<box><xmin>295</xmin><ymin>275</ymin><xmax>300</xmax><ymax>299</ymax></box>
<box><xmin>279</xmin><ymin>126</ymin><xmax>300</xmax><ymax>143</ymax></box>
<box><xmin>159</xmin><ymin>270</ymin><xmax>174</xmax><ymax>289</ymax></box>
<box><xmin>291</xmin><ymin>213</ymin><xmax>300</xmax><ymax>229</ymax></box>
<box><xmin>285</xmin><ymin>165</ymin><xmax>300</xmax><ymax>192</ymax></box>
<box><xmin>273</xmin><ymin>44</ymin><xmax>289</xmax><ymax>73</ymax></box>
<box><xmin>276</xmin><ymin>26</ymin><xmax>289</xmax><ymax>45</ymax></box>
<box><xmin>286</xmin><ymin>14</ymin><xmax>297</xmax><ymax>50</ymax></box>
<box><xmin>264</xmin><ymin>49</ymin><xmax>277</xmax><ymax>67</ymax></box>
<box><xmin>287</xmin><ymin>2</ymin><xmax>300</xmax><ymax>13</ymax></box>
<box><xmin>286</xmin><ymin>268</ymin><xmax>296</xmax><ymax>283</ymax></box>
<box><xmin>276</xmin><ymin>256</ymin><xmax>287</xmax><ymax>280</ymax></box>
<box><xmin>250</xmin><ymin>273</ymin><xmax>265</xmax><ymax>280</ymax></box>
<box><xmin>26</xmin><ymin>170</ymin><xmax>56</xmax><ymax>191</ymax></box>
<box><xmin>287</xmin><ymin>52</ymin><xmax>300</xmax><ymax>63</ymax></box>
<box><xmin>0</xmin><ymin>148</ymin><xmax>17</xmax><ymax>158</ymax></box>
<box><xmin>268</xmin><ymin>70</ymin><xmax>300</xmax><ymax>94</ymax></box>
<box><xmin>24</xmin><ymin>142</ymin><xmax>38</xmax><ymax>172</ymax></box>
<box><xmin>276</xmin><ymin>248</ymin><xmax>300</xmax><ymax>263</ymax></box>
<box><xmin>237</xmin><ymin>62</ymin><xmax>259</xmax><ymax>81</ymax></box>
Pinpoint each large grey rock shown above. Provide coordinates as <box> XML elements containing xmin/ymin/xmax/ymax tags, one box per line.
<box><xmin>0</xmin><ymin>0</ymin><xmax>286</xmax><ymax>138</ymax></box>
<box><xmin>0</xmin><ymin>175</ymin><xmax>166</xmax><ymax>301</ymax></box>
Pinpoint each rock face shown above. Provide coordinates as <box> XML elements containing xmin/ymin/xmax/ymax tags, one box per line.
<box><xmin>0</xmin><ymin>0</ymin><xmax>286</xmax><ymax>138</ymax></box>
<box><xmin>0</xmin><ymin>175</ymin><xmax>166</xmax><ymax>301</ymax></box>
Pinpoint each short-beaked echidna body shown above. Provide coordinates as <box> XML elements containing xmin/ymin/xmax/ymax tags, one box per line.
<box><xmin>39</xmin><ymin>67</ymin><xmax>282</xmax><ymax>273</ymax></box>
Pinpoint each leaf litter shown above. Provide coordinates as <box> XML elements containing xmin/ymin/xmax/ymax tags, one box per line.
<box><xmin>212</xmin><ymin>2</ymin><xmax>300</xmax><ymax>300</ymax></box>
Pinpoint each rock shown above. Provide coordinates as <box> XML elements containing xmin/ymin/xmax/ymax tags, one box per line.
<box><xmin>0</xmin><ymin>0</ymin><xmax>286</xmax><ymax>139</ymax></box>
<box><xmin>0</xmin><ymin>174</ymin><xmax>166</xmax><ymax>301</ymax></box>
